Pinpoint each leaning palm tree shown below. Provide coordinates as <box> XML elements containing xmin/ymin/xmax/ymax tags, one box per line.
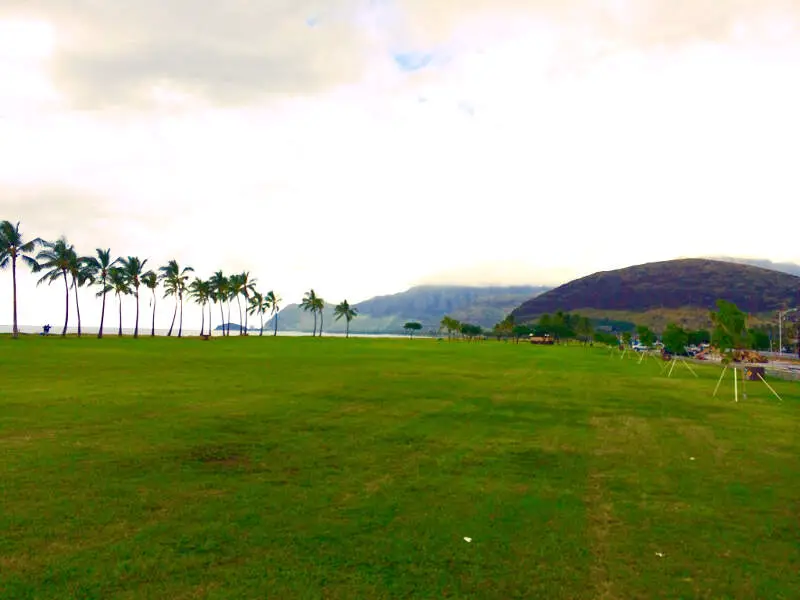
<box><xmin>0</xmin><ymin>221</ymin><xmax>41</xmax><ymax>338</ymax></box>
<box><xmin>239</xmin><ymin>271</ymin><xmax>257</xmax><ymax>335</ymax></box>
<box><xmin>334</xmin><ymin>300</ymin><xmax>359</xmax><ymax>338</ymax></box>
<box><xmin>141</xmin><ymin>271</ymin><xmax>158</xmax><ymax>336</ymax></box>
<box><xmin>300</xmin><ymin>289</ymin><xmax>320</xmax><ymax>337</ymax></box>
<box><xmin>35</xmin><ymin>237</ymin><xmax>75</xmax><ymax>336</ymax></box>
<box><xmin>159</xmin><ymin>260</ymin><xmax>193</xmax><ymax>337</ymax></box>
<box><xmin>119</xmin><ymin>256</ymin><xmax>148</xmax><ymax>338</ymax></box>
<box><xmin>247</xmin><ymin>291</ymin><xmax>267</xmax><ymax>336</ymax></box>
<box><xmin>265</xmin><ymin>290</ymin><xmax>281</xmax><ymax>336</ymax></box>
<box><xmin>83</xmin><ymin>248</ymin><xmax>118</xmax><ymax>338</ymax></box>
<box><xmin>108</xmin><ymin>267</ymin><xmax>130</xmax><ymax>336</ymax></box>
<box><xmin>188</xmin><ymin>278</ymin><xmax>211</xmax><ymax>336</ymax></box>
<box><xmin>71</xmin><ymin>253</ymin><xmax>95</xmax><ymax>337</ymax></box>
<box><xmin>313</xmin><ymin>295</ymin><xmax>326</xmax><ymax>337</ymax></box>
<box><xmin>228</xmin><ymin>273</ymin><xmax>245</xmax><ymax>335</ymax></box>
<box><xmin>208</xmin><ymin>271</ymin><xmax>229</xmax><ymax>336</ymax></box>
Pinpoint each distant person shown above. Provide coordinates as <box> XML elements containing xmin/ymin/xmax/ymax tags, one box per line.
<box><xmin>41</xmin><ymin>324</ymin><xmax>51</xmax><ymax>336</ymax></box>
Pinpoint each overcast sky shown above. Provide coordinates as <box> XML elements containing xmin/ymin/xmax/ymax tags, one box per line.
<box><xmin>1</xmin><ymin>0</ymin><xmax>799</xmax><ymax>330</ymax></box>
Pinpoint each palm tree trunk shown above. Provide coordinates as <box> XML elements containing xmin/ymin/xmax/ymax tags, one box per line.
<box><xmin>11</xmin><ymin>256</ymin><xmax>18</xmax><ymax>339</ymax></box>
<box><xmin>61</xmin><ymin>269</ymin><xmax>69</xmax><ymax>336</ymax></box>
<box><xmin>98</xmin><ymin>285</ymin><xmax>107</xmax><ymax>339</ymax></box>
<box><xmin>200</xmin><ymin>302</ymin><xmax>205</xmax><ymax>336</ymax></box>
<box><xmin>208</xmin><ymin>302</ymin><xmax>212</xmax><ymax>337</ymax></box>
<box><xmin>236</xmin><ymin>296</ymin><xmax>243</xmax><ymax>335</ymax></box>
<box><xmin>274</xmin><ymin>312</ymin><xmax>278</xmax><ymax>336</ymax></box>
<box><xmin>319</xmin><ymin>311</ymin><xmax>324</xmax><ymax>337</ymax></box>
<box><xmin>313</xmin><ymin>311</ymin><xmax>317</xmax><ymax>337</ymax></box>
<box><xmin>346</xmin><ymin>319</ymin><xmax>350</xmax><ymax>338</ymax></box>
<box><xmin>244</xmin><ymin>295</ymin><xmax>249</xmax><ymax>334</ymax></box>
<box><xmin>178</xmin><ymin>293</ymin><xmax>184</xmax><ymax>338</ymax></box>
<box><xmin>168</xmin><ymin>301</ymin><xmax>177</xmax><ymax>336</ymax></box>
<box><xmin>219</xmin><ymin>303</ymin><xmax>225</xmax><ymax>336</ymax></box>
<box><xmin>73</xmin><ymin>276</ymin><xmax>82</xmax><ymax>337</ymax></box>
<box><xmin>260</xmin><ymin>313</ymin><xmax>264</xmax><ymax>336</ymax></box>
<box><xmin>227</xmin><ymin>302</ymin><xmax>232</xmax><ymax>336</ymax></box>
<box><xmin>118</xmin><ymin>293</ymin><xmax>123</xmax><ymax>336</ymax></box>
<box><xmin>134</xmin><ymin>289</ymin><xmax>140</xmax><ymax>338</ymax></box>
<box><xmin>151</xmin><ymin>293</ymin><xmax>156</xmax><ymax>336</ymax></box>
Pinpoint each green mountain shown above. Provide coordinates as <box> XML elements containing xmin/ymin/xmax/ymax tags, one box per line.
<box><xmin>268</xmin><ymin>285</ymin><xmax>550</xmax><ymax>334</ymax></box>
<box><xmin>511</xmin><ymin>258</ymin><xmax>800</xmax><ymax>330</ymax></box>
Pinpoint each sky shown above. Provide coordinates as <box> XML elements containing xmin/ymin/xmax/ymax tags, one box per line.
<box><xmin>1</xmin><ymin>0</ymin><xmax>800</xmax><ymax>330</ymax></box>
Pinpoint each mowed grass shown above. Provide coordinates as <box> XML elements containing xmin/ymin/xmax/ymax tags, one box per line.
<box><xmin>1</xmin><ymin>337</ymin><xmax>799</xmax><ymax>599</ymax></box>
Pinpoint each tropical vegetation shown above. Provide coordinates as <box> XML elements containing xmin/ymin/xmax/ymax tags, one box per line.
<box><xmin>0</xmin><ymin>220</ymin><xmax>291</xmax><ymax>339</ymax></box>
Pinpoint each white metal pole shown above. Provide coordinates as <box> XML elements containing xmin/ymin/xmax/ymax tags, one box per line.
<box><xmin>779</xmin><ymin>311</ymin><xmax>782</xmax><ymax>356</ymax></box>
<box><xmin>733</xmin><ymin>367</ymin><xmax>738</xmax><ymax>403</ymax></box>
<box><xmin>713</xmin><ymin>366</ymin><xmax>727</xmax><ymax>397</ymax></box>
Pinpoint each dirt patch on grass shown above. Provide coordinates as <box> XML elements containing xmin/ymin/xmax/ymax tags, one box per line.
<box><xmin>187</xmin><ymin>443</ymin><xmax>250</xmax><ymax>468</ymax></box>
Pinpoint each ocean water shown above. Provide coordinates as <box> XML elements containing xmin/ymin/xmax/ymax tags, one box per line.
<box><xmin>0</xmin><ymin>324</ymin><xmax>418</xmax><ymax>339</ymax></box>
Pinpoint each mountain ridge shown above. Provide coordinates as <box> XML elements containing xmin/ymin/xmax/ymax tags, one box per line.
<box><xmin>268</xmin><ymin>284</ymin><xmax>550</xmax><ymax>333</ymax></box>
<box><xmin>511</xmin><ymin>258</ymin><xmax>800</xmax><ymax>328</ymax></box>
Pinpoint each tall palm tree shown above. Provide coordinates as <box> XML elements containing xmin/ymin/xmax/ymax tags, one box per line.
<box><xmin>0</xmin><ymin>221</ymin><xmax>41</xmax><ymax>338</ymax></box>
<box><xmin>189</xmin><ymin>278</ymin><xmax>211</xmax><ymax>336</ymax></box>
<box><xmin>35</xmin><ymin>237</ymin><xmax>75</xmax><ymax>336</ymax></box>
<box><xmin>159</xmin><ymin>260</ymin><xmax>193</xmax><ymax>337</ymax></box>
<box><xmin>247</xmin><ymin>291</ymin><xmax>267</xmax><ymax>336</ymax></box>
<box><xmin>119</xmin><ymin>256</ymin><xmax>148</xmax><ymax>338</ymax></box>
<box><xmin>68</xmin><ymin>251</ymin><xmax>94</xmax><ymax>337</ymax></box>
<box><xmin>239</xmin><ymin>271</ymin><xmax>257</xmax><ymax>335</ymax></box>
<box><xmin>300</xmin><ymin>289</ymin><xmax>320</xmax><ymax>337</ymax></box>
<box><xmin>334</xmin><ymin>300</ymin><xmax>359</xmax><ymax>338</ymax></box>
<box><xmin>209</xmin><ymin>271</ymin><xmax>229</xmax><ymax>336</ymax></box>
<box><xmin>84</xmin><ymin>248</ymin><xmax>118</xmax><ymax>339</ymax></box>
<box><xmin>313</xmin><ymin>295</ymin><xmax>326</xmax><ymax>337</ymax></box>
<box><xmin>141</xmin><ymin>271</ymin><xmax>158</xmax><ymax>336</ymax></box>
<box><xmin>108</xmin><ymin>267</ymin><xmax>130</xmax><ymax>336</ymax></box>
<box><xmin>228</xmin><ymin>273</ymin><xmax>245</xmax><ymax>335</ymax></box>
<box><xmin>266</xmin><ymin>290</ymin><xmax>281</xmax><ymax>337</ymax></box>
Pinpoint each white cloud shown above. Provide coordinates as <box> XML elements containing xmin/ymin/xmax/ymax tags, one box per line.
<box><xmin>2</xmin><ymin>1</ymin><xmax>800</xmax><ymax>330</ymax></box>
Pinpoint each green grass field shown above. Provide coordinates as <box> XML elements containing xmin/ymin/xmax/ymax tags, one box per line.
<box><xmin>1</xmin><ymin>336</ymin><xmax>799</xmax><ymax>599</ymax></box>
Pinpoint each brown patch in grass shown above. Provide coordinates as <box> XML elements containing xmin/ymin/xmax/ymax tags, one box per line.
<box><xmin>187</xmin><ymin>444</ymin><xmax>250</xmax><ymax>468</ymax></box>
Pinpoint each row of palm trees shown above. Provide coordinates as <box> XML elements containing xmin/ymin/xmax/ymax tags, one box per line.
<box><xmin>2</xmin><ymin>220</ymin><xmax>361</xmax><ymax>339</ymax></box>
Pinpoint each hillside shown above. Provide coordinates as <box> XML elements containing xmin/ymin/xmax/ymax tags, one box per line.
<box><xmin>511</xmin><ymin>259</ymin><xmax>800</xmax><ymax>328</ymax></box>
<box><xmin>268</xmin><ymin>285</ymin><xmax>550</xmax><ymax>334</ymax></box>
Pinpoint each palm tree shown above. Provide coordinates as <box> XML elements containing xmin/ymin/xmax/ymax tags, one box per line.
<box><xmin>83</xmin><ymin>248</ymin><xmax>118</xmax><ymax>339</ymax></box>
<box><xmin>108</xmin><ymin>267</ymin><xmax>130</xmax><ymax>336</ymax></box>
<box><xmin>35</xmin><ymin>237</ymin><xmax>75</xmax><ymax>336</ymax></box>
<box><xmin>119</xmin><ymin>256</ymin><xmax>148</xmax><ymax>338</ymax></box>
<box><xmin>141</xmin><ymin>271</ymin><xmax>158</xmax><ymax>336</ymax></box>
<box><xmin>300</xmin><ymin>289</ymin><xmax>320</xmax><ymax>337</ymax></box>
<box><xmin>266</xmin><ymin>290</ymin><xmax>281</xmax><ymax>337</ymax></box>
<box><xmin>68</xmin><ymin>251</ymin><xmax>94</xmax><ymax>337</ymax></box>
<box><xmin>228</xmin><ymin>273</ymin><xmax>245</xmax><ymax>335</ymax></box>
<box><xmin>314</xmin><ymin>295</ymin><xmax>326</xmax><ymax>337</ymax></box>
<box><xmin>334</xmin><ymin>300</ymin><xmax>359</xmax><ymax>338</ymax></box>
<box><xmin>239</xmin><ymin>271</ymin><xmax>257</xmax><ymax>335</ymax></box>
<box><xmin>247</xmin><ymin>291</ymin><xmax>267</xmax><ymax>336</ymax></box>
<box><xmin>159</xmin><ymin>260</ymin><xmax>193</xmax><ymax>337</ymax></box>
<box><xmin>0</xmin><ymin>221</ymin><xmax>41</xmax><ymax>338</ymax></box>
<box><xmin>209</xmin><ymin>271</ymin><xmax>228</xmax><ymax>336</ymax></box>
<box><xmin>189</xmin><ymin>278</ymin><xmax>211</xmax><ymax>336</ymax></box>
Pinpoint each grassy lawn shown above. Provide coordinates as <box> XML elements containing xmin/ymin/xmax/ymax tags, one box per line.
<box><xmin>1</xmin><ymin>336</ymin><xmax>799</xmax><ymax>599</ymax></box>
